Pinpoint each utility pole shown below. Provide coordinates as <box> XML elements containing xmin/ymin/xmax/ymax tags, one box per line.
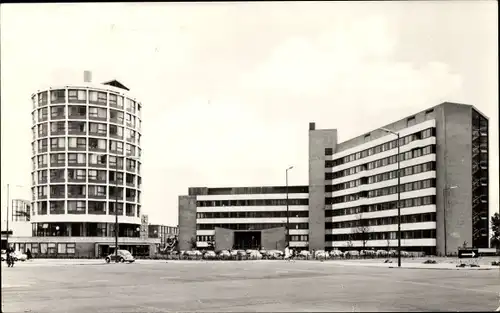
<box><xmin>285</xmin><ymin>166</ymin><xmax>293</xmax><ymax>247</ymax></box>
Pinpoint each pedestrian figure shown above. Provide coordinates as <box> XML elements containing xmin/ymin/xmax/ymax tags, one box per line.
<box><xmin>26</xmin><ymin>248</ymin><xmax>32</xmax><ymax>260</ymax></box>
<box><xmin>284</xmin><ymin>245</ymin><xmax>291</xmax><ymax>262</ymax></box>
<box><xmin>7</xmin><ymin>246</ymin><xmax>15</xmax><ymax>267</ymax></box>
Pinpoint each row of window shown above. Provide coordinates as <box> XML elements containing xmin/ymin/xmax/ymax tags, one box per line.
<box><xmin>33</xmin><ymin>169</ymin><xmax>142</xmax><ymax>186</ymax></box>
<box><xmin>35</xmin><ymin>201</ymin><xmax>141</xmax><ymax>216</ymax></box>
<box><xmin>327</xmin><ymin>145</ymin><xmax>435</xmax><ymax>180</ymax></box>
<box><xmin>189</xmin><ymin>186</ymin><xmax>309</xmax><ymax>196</ymax></box>
<box><xmin>327</xmin><ymin>179</ymin><xmax>436</xmax><ymax>204</ymax></box>
<box><xmin>325</xmin><ymin>229</ymin><xmax>436</xmax><ymax>241</ymax></box>
<box><xmin>14</xmin><ymin>242</ymin><xmax>76</xmax><ymax>255</ymax></box>
<box><xmin>325</xmin><ymin>196</ymin><xmax>436</xmax><ymax>217</ymax></box>
<box><xmin>195</xmin><ymin>234</ymin><xmax>309</xmax><ymax>243</ymax></box>
<box><xmin>31</xmin><ymin>222</ymin><xmax>141</xmax><ymax>237</ymax></box>
<box><xmin>325</xmin><ymin>213</ymin><xmax>436</xmax><ymax>229</ymax></box>
<box><xmin>196</xmin><ymin>211</ymin><xmax>309</xmax><ymax>219</ymax></box>
<box><xmin>328</xmin><ymin>162</ymin><xmax>436</xmax><ymax>192</ymax></box>
<box><xmin>34</xmin><ymin>122</ymin><xmax>141</xmax><ymax>144</ymax></box>
<box><xmin>196</xmin><ymin>223</ymin><xmax>309</xmax><ymax>231</ymax></box>
<box><xmin>33</xmin><ymin>154</ymin><xmax>142</xmax><ymax>173</ymax></box>
<box><xmin>36</xmin><ymin>185</ymin><xmax>140</xmax><ymax>201</ymax></box>
<box><xmin>34</xmin><ymin>153</ymin><xmax>140</xmax><ymax>170</ymax></box>
<box><xmin>325</xmin><ymin>128</ymin><xmax>435</xmax><ymax>165</ymax></box>
<box><xmin>290</xmin><ymin>235</ymin><xmax>309</xmax><ymax>242</ymax></box>
<box><xmin>33</xmin><ymin>90</ymin><xmax>141</xmax><ymax>114</ymax></box>
<box><xmin>32</xmin><ymin>106</ymin><xmax>142</xmax><ymax>130</ymax></box>
<box><xmin>197</xmin><ymin>235</ymin><xmax>214</xmax><ymax>242</ymax></box>
<box><xmin>34</xmin><ymin>138</ymin><xmax>141</xmax><ymax>155</ymax></box>
<box><xmin>197</xmin><ymin>198</ymin><xmax>308</xmax><ymax>207</ymax></box>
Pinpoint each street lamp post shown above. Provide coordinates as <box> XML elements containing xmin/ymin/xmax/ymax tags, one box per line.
<box><xmin>380</xmin><ymin>128</ymin><xmax>402</xmax><ymax>268</ymax></box>
<box><xmin>285</xmin><ymin>166</ymin><xmax>293</xmax><ymax>247</ymax></box>
<box><xmin>443</xmin><ymin>185</ymin><xmax>458</xmax><ymax>256</ymax></box>
<box><xmin>99</xmin><ymin>154</ymin><xmax>139</xmax><ymax>263</ymax></box>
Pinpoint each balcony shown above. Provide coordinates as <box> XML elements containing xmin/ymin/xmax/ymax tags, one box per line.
<box><xmin>68</xmin><ymin>113</ymin><xmax>86</xmax><ymax>120</ymax></box>
<box><xmin>51</xmin><ymin>109</ymin><xmax>66</xmax><ymax>120</ymax></box>
<box><xmin>68</xmin><ymin>161</ymin><xmax>87</xmax><ymax>168</ymax></box>
<box><xmin>89</xmin><ymin>114</ymin><xmax>107</xmax><ymax>122</ymax></box>
<box><xmin>38</xmin><ymin>131</ymin><xmax>48</xmax><ymax>138</ymax></box>
<box><xmin>51</xmin><ymin>129</ymin><xmax>65</xmax><ymax>136</ymax></box>
<box><xmin>38</xmin><ymin>147</ymin><xmax>48</xmax><ymax>154</ymax></box>
<box><xmin>51</xmin><ymin>177</ymin><xmax>65</xmax><ymax>184</ymax></box>
<box><xmin>110</xmin><ymin>162</ymin><xmax>123</xmax><ymax>170</ymax></box>
<box><xmin>88</xmin><ymin>193</ymin><xmax>106</xmax><ymax>200</ymax></box>
<box><xmin>38</xmin><ymin>178</ymin><xmax>48</xmax><ymax>184</ymax></box>
<box><xmin>67</xmin><ymin>177</ymin><xmax>86</xmax><ymax>183</ymax></box>
<box><xmin>68</xmin><ymin>123</ymin><xmax>87</xmax><ymax>135</ymax></box>
<box><xmin>88</xmin><ymin>177</ymin><xmax>107</xmax><ymax>184</ymax></box>
<box><xmin>38</xmin><ymin>194</ymin><xmax>47</xmax><ymax>200</ymax></box>
<box><xmin>50</xmin><ymin>161</ymin><xmax>65</xmax><ymax>168</ymax></box>
<box><xmin>50</xmin><ymin>193</ymin><xmax>65</xmax><ymax>199</ymax></box>
<box><xmin>126</xmin><ymin>195</ymin><xmax>136</xmax><ymax>202</ymax></box>
<box><xmin>126</xmin><ymin>179</ymin><xmax>135</xmax><ymax>188</ymax></box>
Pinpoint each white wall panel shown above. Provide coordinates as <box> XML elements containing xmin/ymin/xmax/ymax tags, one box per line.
<box><xmin>197</xmin><ymin>193</ymin><xmax>309</xmax><ymax>200</ymax></box>
<box><xmin>197</xmin><ymin>205</ymin><xmax>309</xmax><ymax>213</ymax></box>
<box><xmin>326</xmin><ymin>205</ymin><xmax>436</xmax><ymax>223</ymax></box>
<box><xmin>196</xmin><ymin>230</ymin><xmax>215</xmax><ymax>236</ymax></box>
<box><xmin>327</xmin><ymin>120</ymin><xmax>436</xmax><ymax>160</ymax></box>
<box><xmin>328</xmin><ymin>154</ymin><xmax>436</xmax><ymax>185</ymax></box>
<box><xmin>31</xmin><ymin>214</ymin><xmax>140</xmax><ymax>224</ymax></box>
<box><xmin>326</xmin><ymin>222</ymin><xmax>436</xmax><ymax>235</ymax></box>
<box><xmin>197</xmin><ymin>217</ymin><xmax>308</xmax><ymax>224</ymax></box>
<box><xmin>329</xmin><ymin>171</ymin><xmax>436</xmax><ymax>198</ymax></box>
<box><xmin>328</xmin><ymin>188</ymin><xmax>436</xmax><ymax>210</ymax></box>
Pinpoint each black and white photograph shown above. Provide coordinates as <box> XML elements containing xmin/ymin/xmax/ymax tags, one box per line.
<box><xmin>1</xmin><ymin>1</ymin><xmax>499</xmax><ymax>312</ymax></box>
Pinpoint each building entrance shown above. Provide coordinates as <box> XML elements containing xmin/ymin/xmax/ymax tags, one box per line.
<box><xmin>234</xmin><ymin>231</ymin><xmax>261</xmax><ymax>250</ymax></box>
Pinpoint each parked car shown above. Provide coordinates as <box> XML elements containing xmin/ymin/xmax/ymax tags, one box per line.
<box><xmin>1</xmin><ymin>250</ymin><xmax>6</xmax><ymax>261</ymax></box>
<box><xmin>12</xmin><ymin>251</ymin><xmax>28</xmax><ymax>262</ymax></box>
<box><xmin>105</xmin><ymin>250</ymin><xmax>135</xmax><ymax>263</ymax></box>
<box><xmin>203</xmin><ymin>251</ymin><xmax>217</xmax><ymax>260</ymax></box>
<box><xmin>218</xmin><ymin>250</ymin><xmax>231</xmax><ymax>260</ymax></box>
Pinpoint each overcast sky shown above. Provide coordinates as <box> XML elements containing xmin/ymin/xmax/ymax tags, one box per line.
<box><xmin>1</xmin><ymin>1</ymin><xmax>498</xmax><ymax>227</ymax></box>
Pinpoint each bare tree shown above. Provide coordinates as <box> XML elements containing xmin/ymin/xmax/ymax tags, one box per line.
<box><xmin>189</xmin><ymin>236</ymin><xmax>197</xmax><ymax>250</ymax></box>
<box><xmin>354</xmin><ymin>213</ymin><xmax>371</xmax><ymax>250</ymax></box>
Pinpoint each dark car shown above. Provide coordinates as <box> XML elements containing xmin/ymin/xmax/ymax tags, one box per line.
<box><xmin>105</xmin><ymin>249</ymin><xmax>135</xmax><ymax>263</ymax></box>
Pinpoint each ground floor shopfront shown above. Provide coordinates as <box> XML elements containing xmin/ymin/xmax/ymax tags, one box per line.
<box><xmin>6</xmin><ymin>236</ymin><xmax>160</xmax><ymax>258</ymax></box>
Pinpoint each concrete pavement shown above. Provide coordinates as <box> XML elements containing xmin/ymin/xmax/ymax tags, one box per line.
<box><xmin>10</xmin><ymin>257</ymin><xmax>500</xmax><ymax>270</ymax></box>
<box><xmin>2</xmin><ymin>259</ymin><xmax>499</xmax><ymax>312</ymax></box>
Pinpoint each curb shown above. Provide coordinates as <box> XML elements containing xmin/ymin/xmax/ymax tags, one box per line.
<box><xmin>388</xmin><ymin>266</ymin><xmax>496</xmax><ymax>271</ymax></box>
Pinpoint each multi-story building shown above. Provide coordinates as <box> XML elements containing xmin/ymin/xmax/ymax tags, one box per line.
<box><xmin>12</xmin><ymin>199</ymin><xmax>32</xmax><ymax>222</ymax></box>
<box><xmin>5</xmin><ymin>71</ymin><xmax>160</xmax><ymax>257</ymax></box>
<box><xmin>178</xmin><ymin>102</ymin><xmax>490</xmax><ymax>256</ymax></box>
<box><xmin>179</xmin><ymin>186</ymin><xmax>309</xmax><ymax>251</ymax></box>
<box><xmin>148</xmin><ymin>224</ymin><xmax>179</xmax><ymax>246</ymax></box>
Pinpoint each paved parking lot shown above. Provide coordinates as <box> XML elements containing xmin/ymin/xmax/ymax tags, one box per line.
<box><xmin>2</xmin><ymin>260</ymin><xmax>499</xmax><ymax>312</ymax></box>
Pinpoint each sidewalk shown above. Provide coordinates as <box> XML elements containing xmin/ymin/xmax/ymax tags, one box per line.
<box><xmin>315</xmin><ymin>259</ymin><xmax>500</xmax><ymax>270</ymax></box>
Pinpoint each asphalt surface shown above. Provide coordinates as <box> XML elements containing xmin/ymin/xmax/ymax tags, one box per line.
<box><xmin>2</xmin><ymin>260</ymin><xmax>499</xmax><ymax>312</ymax></box>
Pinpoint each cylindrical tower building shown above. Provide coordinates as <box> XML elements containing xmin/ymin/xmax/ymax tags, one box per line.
<box><xmin>30</xmin><ymin>74</ymin><xmax>143</xmax><ymax>254</ymax></box>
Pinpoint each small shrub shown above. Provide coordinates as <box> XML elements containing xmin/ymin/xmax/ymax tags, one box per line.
<box><xmin>469</xmin><ymin>264</ymin><xmax>480</xmax><ymax>268</ymax></box>
<box><xmin>491</xmin><ymin>261</ymin><xmax>500</xmax><ymax>266</ymax></box>
<box><xmin>384</xmin><ymin>259</ymin><xmax>392</xmax><ymax>263</ymax></box>
<box><xmin>456</xmin><ymin>263</ymin><xmax>466</xmax><ymax>268</ymax></box>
